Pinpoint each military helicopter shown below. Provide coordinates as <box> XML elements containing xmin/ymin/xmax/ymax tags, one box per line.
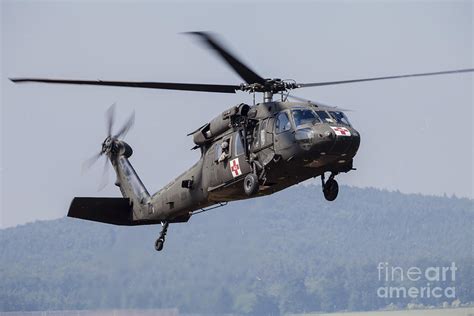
<box><xmin>10</xmin><ymin>32</ymin><xmax>473</xmax><ymax>251</ymax></box>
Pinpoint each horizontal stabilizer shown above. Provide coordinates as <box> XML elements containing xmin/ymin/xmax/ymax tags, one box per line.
<box><xmin>68</xmin><ymin>197</ymin><xmax>135</xmax><ymax>226</ymax></box>
<box><xmin>68</xmin><ymin>197</ymin><xmax>192</xmax><ymax>225</ymax></box>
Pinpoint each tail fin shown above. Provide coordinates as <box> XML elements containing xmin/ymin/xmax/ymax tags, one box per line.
<box><xmin>68</xmin><ymin>142</ymin><xmax>153</xmax><ymax>225</ymax></box>
<box><xmin>71</xmin><ymin>105</ymin><xmax>154</xmax><ymax>224</ymax></box>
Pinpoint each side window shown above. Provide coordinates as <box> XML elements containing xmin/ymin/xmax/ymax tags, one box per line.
<box><xmin>253</xmin><ymin>123</ymin><xmax>260</xmax><ymax>148</ymax></box>
<box><xmin>215</xmin><ymin>137</ymin><xmax>232</xmax><ymax>163</ymax></box>
<box><xmin>275</xmin><ymin>112</ymin><xmax>291</xmax><ymax>134</ymax></box>
<box><xmin>260</xmin><ymin>120</ymin><xmax>267</xmax><ymax>146</ymax></box>
<box><xmin>234</xmin><ymin>131</ymin><xmax>245</xmax><ymax>156</ymax></box>
<box><xmin>214</xmin><ymin>143</ymin><xmax>222</xmax><ymax>162</ymax></box>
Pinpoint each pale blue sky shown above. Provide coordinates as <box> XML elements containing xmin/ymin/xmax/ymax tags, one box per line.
<box><xmin>2</xmin><ymin>0</ymin><xmax>473</xmax><ymax>227</ymax></box>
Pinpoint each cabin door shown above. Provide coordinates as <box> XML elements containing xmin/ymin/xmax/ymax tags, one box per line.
<box><xmin>252</xmin><ymin>118</ymin><xmax>274</xmax><ymax>152</ymax></box>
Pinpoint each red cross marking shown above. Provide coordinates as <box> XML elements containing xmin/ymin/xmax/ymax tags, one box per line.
<box><xmin>334</xmin><ymin>127</ymin><xmax>349</xmax><ymax>135</ymax></box>
<box><xmin>231</xmin><ymin>159</ymin><xmax>240</xmax><ymax>176</ymax></box>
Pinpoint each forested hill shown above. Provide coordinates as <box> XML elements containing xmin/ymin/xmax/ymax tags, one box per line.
<box><xmin>1</xmin><ymin>185</ymin><xmax>473</xmax><ymax>314</ymax></box>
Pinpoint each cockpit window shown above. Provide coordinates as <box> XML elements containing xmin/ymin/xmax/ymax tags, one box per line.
<box><xmin>316</xmin><ymin>111</ymin><xmax>335</xmax><ymax>123</ymax></box>
<box><xmin>292</xmin><ymin>109</ymin><xmax>320</xmax><ymax>127</ymax></box>
<box><xmin>275</xmin><ymin>112</ymin><xmax>291</xmax><ymax>133</ymax></box>
<box><xmin>329</xmin><ymin>111</ymin><xmax>351</xmax><ymax>126</ymax></box>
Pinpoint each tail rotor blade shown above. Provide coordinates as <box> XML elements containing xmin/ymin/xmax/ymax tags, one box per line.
<box><xmin>106</xmin><ymin>103</ymin><xmax>116</xmax><ymax>137</ymax></box>
<box><xmin>98</xmin><ymin>156</ymin><xmax>110</xmax><ymax>191</ymax></box>
<box><xmin>114</xmin><ymin>111</ymin><xmax>135</xmax><ymax>139</ymax></box>
<box><xmin>81</xmin><ymin>152</ymin><xmax>102</xmax><ymax>174</ymax></box>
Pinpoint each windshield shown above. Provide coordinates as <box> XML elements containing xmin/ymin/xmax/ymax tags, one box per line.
<box><xmin>329</xmin><ymin>111</ymin><xmax>351</xmax><ymax>126</ymax></box>
<box><xmin>292</xmin><ymin>109</ymin><xmax>320</xmax><ymax>127</ymax></box>
<box><xmin>316</xmin><ymin>110</ymin><xmax>335</xmax><ymax>123</ymax></box>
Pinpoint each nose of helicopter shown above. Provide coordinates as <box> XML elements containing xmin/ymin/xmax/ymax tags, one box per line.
<box><xmin>326</xmin><ymin>125</ymin><xmax>360</xmax><ymax>156</ymax></box>
<box><xmin>295</xmin><ymin>125</ymin><xmax>361</xmax><ymax>157</ymax></box>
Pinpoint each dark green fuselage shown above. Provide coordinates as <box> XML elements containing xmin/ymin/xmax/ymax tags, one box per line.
<box><xmin>114</xmin><ymin>101</ymin><xmax>360</xmax><ymax>224</ymax></box>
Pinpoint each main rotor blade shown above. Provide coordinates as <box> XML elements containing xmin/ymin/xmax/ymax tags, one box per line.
<box><xmin>187</xmin><ymin>32</ymin><xmax>266</xmax><ymax>85</ymax></box>
<box><xmin>297</xmin><ymin>68</ymin><xmax>474</xmax><ymax>88</ymax></box>
<box><xmin>288</xmin><ymin>95</ymin><xmax>352</xmax><ymax>111</ymax></box>
<box><xmin>287</xmin><ymin>94</ymin><xmax>315</xmax><ymax>103</ymax></box>
<box><xmin>10</xmin><ymin>78</ymin><xmax>240</xmax><ymax>93</ymax></box>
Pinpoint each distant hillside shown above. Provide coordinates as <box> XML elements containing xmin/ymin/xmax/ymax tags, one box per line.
<box><xmin>1</xmin><ymin>185</ymin><xmax>473</xmax><ymax>314</ymax></box>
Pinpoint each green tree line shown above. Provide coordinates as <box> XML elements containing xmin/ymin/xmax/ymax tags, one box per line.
<box><xmin>1</xmin><ymin>185</ymin><xmax>472</xmax><ymax>314</ymax></box>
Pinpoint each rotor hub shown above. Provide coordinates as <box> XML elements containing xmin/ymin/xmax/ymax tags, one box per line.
<box><xmin>240</xmin><ymin>79</ymin><xmax>297</xmax><ymax>93</ymax></box>
<box><xmin>101</xmin><ymin>136</ymin><xmax>115</xmax><ymax>155</ymax></box>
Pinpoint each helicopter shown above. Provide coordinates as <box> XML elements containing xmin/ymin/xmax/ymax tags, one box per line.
<box><xmin>10</xmin><ymin>32</ymin><xmax>473</xmax><ymax>251</ymax></box>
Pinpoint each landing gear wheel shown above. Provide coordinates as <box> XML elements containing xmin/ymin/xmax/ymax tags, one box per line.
<box><xmin>155</xmin><ymin>238</ymin><xmax>164</xmax><ymax>251</ymax></box>
<box><xmin>323</xmin><ymin>179</ymin><xmax>339</xmax><ymax>201</ymax></box>
<box><xmin>154</xmin><ymin>221</ymin><xmax>169</xmax><ymax>252</ymax></box>
<box><xmin>244</xmin><ymin>173</ymin><xmax>259</xmax><ymax>196</ymax></box>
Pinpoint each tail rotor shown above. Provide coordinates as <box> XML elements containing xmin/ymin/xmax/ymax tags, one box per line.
<box><xmin>82</xmin><ymin>104</ymin><xmax>135</xmax><ymax>190</ymax></box>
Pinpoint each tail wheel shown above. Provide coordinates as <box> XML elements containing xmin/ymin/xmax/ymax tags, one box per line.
<box><xmin>323</xmin><ymin>179</ymin><xmax>339</xmax><ymax>201</ymax></box>
<box><xmin>244</xmin><ymin>173</ymin><xmax>259</xmax><ymax>196</ymax></box>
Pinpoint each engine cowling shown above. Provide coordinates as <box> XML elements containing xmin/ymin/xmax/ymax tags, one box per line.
<box><xmin>193</xmin><ymin>103</ymin><xmax>250</xmax><ymax>146</ymax></box>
